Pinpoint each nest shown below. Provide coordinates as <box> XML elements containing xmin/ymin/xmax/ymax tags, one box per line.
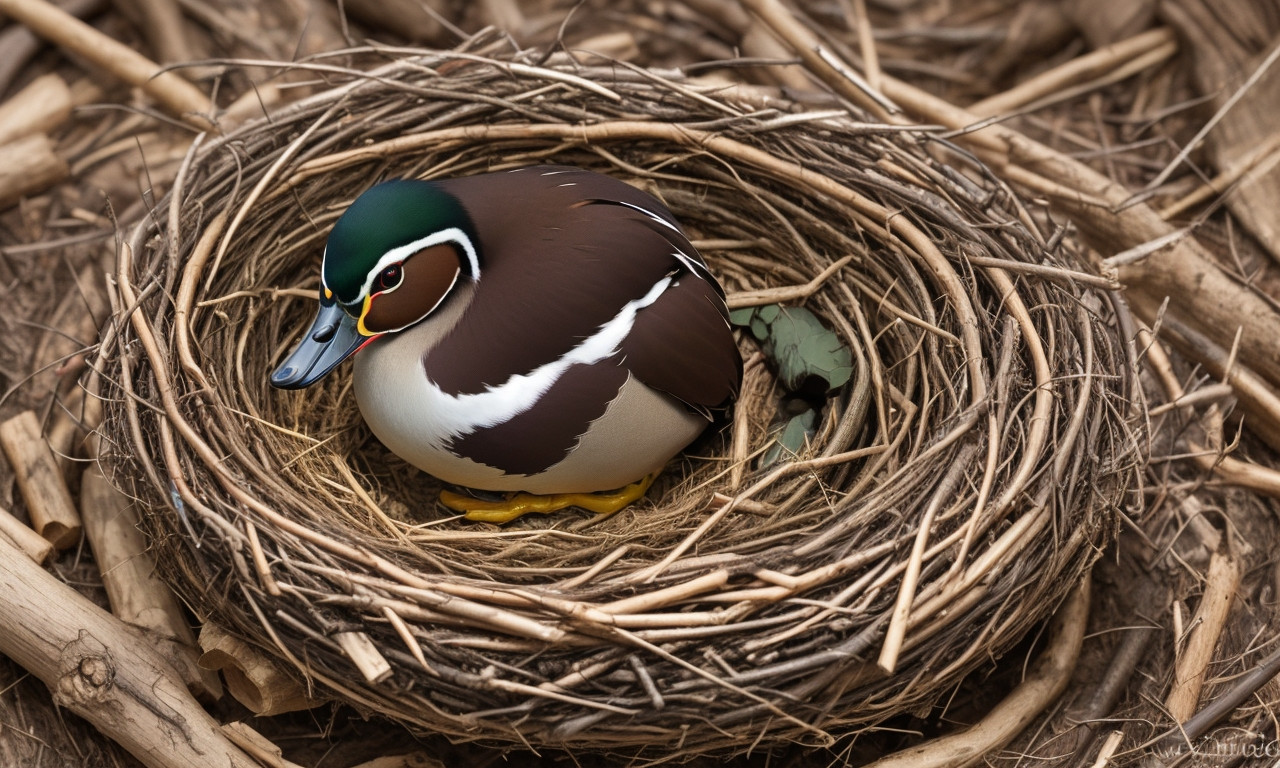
<box><xmin>98</xmin><ymin>45</ymin><xmax>1142</xmax><ymax>756</ymax></box>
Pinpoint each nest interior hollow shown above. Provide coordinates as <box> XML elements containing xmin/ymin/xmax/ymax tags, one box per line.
<box><xmin>98</xmin><ymin>47</ymin><xmax>1142</xmax><ymax>756</ymax></box>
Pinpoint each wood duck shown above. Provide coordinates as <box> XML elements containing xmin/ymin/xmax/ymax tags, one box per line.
<box><xmin>271</xmin><ymin>166</ymin><xmax>742</xmax><ymax>523</ymax></box>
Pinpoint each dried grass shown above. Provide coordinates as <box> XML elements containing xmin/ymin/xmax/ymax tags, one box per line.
<box><xmin>94</xmin><ymin>41</ymin><xmax>1143</xmax><ymax>756</ymax></box>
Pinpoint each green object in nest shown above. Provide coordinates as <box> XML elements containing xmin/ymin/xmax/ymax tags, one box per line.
<box><xmin>730</xmin><ymin>304</ymin><xmax>854</xmax><ymax>465</ymax></box>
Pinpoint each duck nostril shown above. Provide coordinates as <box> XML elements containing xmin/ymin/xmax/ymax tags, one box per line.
<box><xmin>312</xmin><ymin>320</ymin><xmax>338</xmax><ymax>343</ymax></box>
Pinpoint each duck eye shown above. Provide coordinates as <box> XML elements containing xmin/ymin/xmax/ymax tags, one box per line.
<box><xmin>375</xmin><ymin>264</ymin><xmax>403</xmax><ymax>292</ymax></box>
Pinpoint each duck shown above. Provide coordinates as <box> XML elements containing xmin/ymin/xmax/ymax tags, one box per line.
<box><xmin>270</xmin><ymin>166</ymin><xmax>742</xmax><ymax>523</ymax></box>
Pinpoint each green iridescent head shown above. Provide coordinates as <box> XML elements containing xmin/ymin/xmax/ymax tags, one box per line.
<box><xmin>322</xmin><ymin>180</ymin><xmax>480</xmax><ymax>306</ymax></box>
<box><xmin>271</xmin><ymin>180</ymin><xmax>481</xmax><ymax>390</ymax></box>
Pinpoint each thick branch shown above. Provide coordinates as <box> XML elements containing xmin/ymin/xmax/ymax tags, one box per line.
<box><xmin>0</xmin><ymin>534</ymin><xmax>262</xmax><ymax>768</ymax></box>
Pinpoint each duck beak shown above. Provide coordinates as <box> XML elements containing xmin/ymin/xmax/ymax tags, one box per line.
<box><xmin>270</xmin><ymin>301</ymin><xmax>367</xmax><ymax>389</ymax></box>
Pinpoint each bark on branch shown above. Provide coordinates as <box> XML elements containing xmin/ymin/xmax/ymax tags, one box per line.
<box><xmin>0</xmin><ymin>533</ymin><xmax>264</xmax><ymax>768</ymax></box>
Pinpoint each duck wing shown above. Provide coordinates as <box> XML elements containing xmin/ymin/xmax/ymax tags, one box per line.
<box><xmin>425</xmin><ymin>167</ymin><xmax>740</xmax><ymax>417</ymax></box>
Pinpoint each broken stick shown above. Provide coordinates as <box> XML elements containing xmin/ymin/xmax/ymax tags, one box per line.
<box><xmin>198</xmin><ymin>622</ymin><xmax>324</xmax><ymax>715</ymax></box>
<box><xmin>0</xmin><ymin>72</ymin><xmax>71</xmax><ymax>146</ymax></box>
<box><xmin>1165</xmin><ymin>548</ymin><xmax>1242</xmax><ymax>723</ymax></box>
<box><xmin>0</xmin><ymin>505</ymin><xmax>54</xmax><ymax>564</ymax></box>
<box><xmin>0</xmin><ymin>132</ymin><xmax>68</xmax><ymax>209</ymax></box>
<box><xmin>0</xmin><ymin>410</ymin><xmax>81</xmax><ymax>548</ymax></box>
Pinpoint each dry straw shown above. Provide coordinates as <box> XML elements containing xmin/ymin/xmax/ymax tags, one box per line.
<box><xmin>96</xmin><ymin>43</ymin><xmax>1143</xmax><ymax>756</ymax></box>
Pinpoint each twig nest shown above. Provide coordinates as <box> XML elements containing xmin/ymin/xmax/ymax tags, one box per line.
<box><xmin>99</xmin><ymin>46</ymin><xmax>1142</xmax><ymax>755</ymax></box>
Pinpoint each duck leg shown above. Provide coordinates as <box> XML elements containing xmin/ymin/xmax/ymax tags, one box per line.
<box><xmin>440</xmin><ymin>474</ymin><xmax>657</xmax><ymax>524</ymax></box>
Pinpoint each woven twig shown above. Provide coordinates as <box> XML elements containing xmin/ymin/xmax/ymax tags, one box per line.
<box><xmin>95</xmin><ymin>43</ymin><xmax>1143</xmax><ymax>756</ymax></box>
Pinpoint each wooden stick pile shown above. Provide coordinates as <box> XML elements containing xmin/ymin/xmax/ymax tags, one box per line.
<box><xmin>1</xmin><ymin>0</ymin><xmax>1278</xmax><ymax>765</ymax></box>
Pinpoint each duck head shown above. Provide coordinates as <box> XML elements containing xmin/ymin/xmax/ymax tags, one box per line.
<box><xmin>270</xmin><ymin>180</ymin><xmax>480</xmax><ymax>389</ymax></box>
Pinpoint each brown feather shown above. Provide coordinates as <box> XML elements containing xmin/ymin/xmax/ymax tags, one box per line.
<box><xmin>423</xmin><ymin>167</ymin><xmax>719</xmax><ymax>396</ymax></box>
<box><xmin>620</xmin><ymin>276</ymin><xmax>742</xmax><ymax>417</ymax></box>
<box><xmin>447</xmin><ymin>360</ymin><xmax>627</xmax><ymax>475</ymax></box>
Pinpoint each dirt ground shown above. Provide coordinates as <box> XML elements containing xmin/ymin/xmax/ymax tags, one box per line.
<box><xmin>3</xmin><ymin>0</ymin><xmax>1280</xmax><ymax>766</ymax></box>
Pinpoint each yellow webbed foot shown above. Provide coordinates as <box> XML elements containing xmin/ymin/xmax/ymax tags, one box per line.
<box><xmin>440</xmin><ymin>474</ymin><xmax>657</xmax><ymax>524</ymax></box>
